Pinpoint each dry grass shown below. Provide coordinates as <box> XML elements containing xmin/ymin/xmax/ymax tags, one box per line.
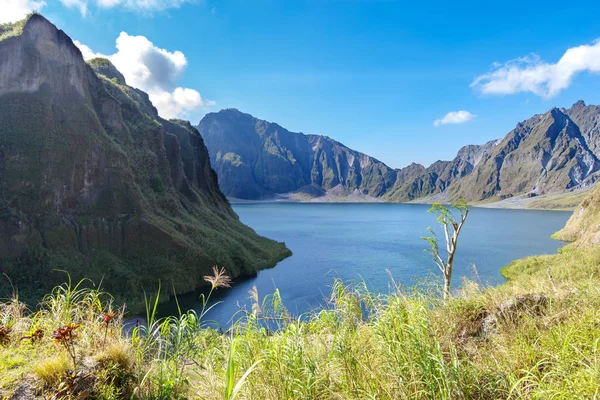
<box><xmin>34</xmin><ymin>355</ymin><xmax>70</xmax><ymax>386</ymax></box>
<box><xmin>0</xmin><ymin>245</ymin><xmax>599</xmax><ymax>399</ymax></box>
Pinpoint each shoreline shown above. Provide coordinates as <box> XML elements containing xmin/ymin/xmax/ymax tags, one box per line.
<box><xmin>229</xmin><ymin>194</ymin><xmax>584</xmax><ymax>212</ymax></box>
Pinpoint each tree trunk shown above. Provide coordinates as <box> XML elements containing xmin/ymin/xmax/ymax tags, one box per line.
<box><xmin>443</xmin><ymin>273</ymin><xmax>451</xmax><ymax>300</ymax></box>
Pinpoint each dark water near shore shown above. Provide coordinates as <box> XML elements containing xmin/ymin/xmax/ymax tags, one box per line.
<box><xmin>157</xmin><ymin>203</ymin><xmax>571</xmax><ymax>327</ymax></box>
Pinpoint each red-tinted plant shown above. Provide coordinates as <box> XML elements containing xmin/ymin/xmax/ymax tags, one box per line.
<box><xmin>52</xmin><ymin>324</ymin><xmax>80</xmax><ymax>368</ymax></box>
<box><xmin>100</xmin><ymin>311</ymin><xmax>117</xmax><ymax>326</ymax></box>
<box><xmin>99</xmin><ymin>311</ymin><xmax>118</xmax><ymax>346</ymax></box>
<box><xmin>0</xmin><ymin>325</ymin><xmax>11</xmax><ymax>346</ymax></box>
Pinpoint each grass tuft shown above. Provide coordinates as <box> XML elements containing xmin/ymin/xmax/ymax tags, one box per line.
<box><xmin>34</xmin><ymin>355</ymin><xmax>70</xmax><ymax>386</ymax></box>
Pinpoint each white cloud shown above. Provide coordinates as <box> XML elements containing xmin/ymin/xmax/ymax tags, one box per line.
<box><xmin>433</xmin><ymin>111</ymin><xmax>476</xmax><ymax>127</ymax></box>
<box><xmin>150</xmin><ymin>87</ymin><xmax>215</xmax><ymax>119</ymax></box>
<box><xmin>0</xmin><ymin>0</ymin><xmax>46</xmax><ymax>24</ymax></box>
<box><xmin>73</xmin><ymin>40</ymin><xmax>103</xmax><ymax>59</ymax></box>
<box><xmin>110</xmin><ymin>32</ymin><xmax>187</xmax><ymax>93</ymax></box>
<box><xmin>60</xmin><ymin>0</ymin><xmax>88</xmax><ymax>16</ymax></box>
<box><xmin>471</xmin><ymin>39</ymin><xmax>600</xmax><ymax>99</ymax></box>
<box><xmin>60</xmin><ymin>0</ymin><xmax>196</xmax><ymax>15</ymax></box>
<box><xmin>75</xmin><ymin>33</ymin><xmax>213</xmax><ymax>120</ymax></box>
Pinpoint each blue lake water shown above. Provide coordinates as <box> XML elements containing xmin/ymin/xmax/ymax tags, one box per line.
<box><xmin>159</xmin><ymin>203</ymin><xmax>571</xmax><ymax>326</ymax></box>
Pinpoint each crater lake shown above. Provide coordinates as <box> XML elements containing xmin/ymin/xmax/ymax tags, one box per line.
<box><xmin>158</xmin><ymin>203</ymin><xmax>571</xmax><ymax>326</ymax></box>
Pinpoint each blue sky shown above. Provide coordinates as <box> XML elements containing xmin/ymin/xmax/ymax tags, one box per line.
<box><xmin>6</xmin><ymin>0</ymin><xmax>600</xmax><ymax>168</ymax></box>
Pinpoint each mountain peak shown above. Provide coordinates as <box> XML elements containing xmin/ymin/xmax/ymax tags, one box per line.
<box><xmin>218</xmin><ymin>108</ymin><xmax>246</xmax><ymax>116</ymax></box>
<box><xmin>0</xmin><ymin>13</ymin><xmax>47</xmax><ymax>41</ymax></box>
<box><xmin>571</xmin><ymin>100</ymin><xmax>587</xmax><ymax>109</ymax></box>
<box><xmin>22</xmin><ymin>13</ymin><xmax>71</xmax><ymax>45</ymax></box>
<box><xmin>23</xmin><ymin>12</ymin><xmax>51</xmax><ymax>27</ymax></box>
<box><xmin>548</xmin><ymin>107</ymin><xmax>567</xmax><ymax>120</ymax></box>
<box><xmin>209</xmin><ymin>108</ymin><xmax>255</xmax><ymax>121</ymax></box>
<box><xmin>0</xmin><ymin>12</ymin><xmax>87</xmax><ymax>100</ymax></box>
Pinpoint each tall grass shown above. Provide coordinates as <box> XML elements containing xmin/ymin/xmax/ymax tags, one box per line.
<box><xmin>1</xmin><ymin>249</ymin><xmax>600</xmax><ymax>399</ymax></box>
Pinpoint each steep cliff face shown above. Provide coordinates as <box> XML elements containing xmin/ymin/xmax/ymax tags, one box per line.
<box><xmin>0</xmin><ymin>15</ymin><xmax>290</xmax><ymax>307</ymax></box>
<box><xmin>305</xmin><ymin>135</ymin><xmax>397</xmax><ymax>197</ymax></box>
<box><xmin>450</xmin><ymin>105</ymin><xmax>600</xmax><ymax>202</ymax></box>
<box><xmin>383</xmin><ymin>140</ymin><xmax>498</xmax><ymax>202</ymax></box>
<box><xmin>199</xmin><ymin>103</ymin><xmax>600</xmax><ymax>205</ymax></box>
<box><xmin>198</xmin><ymin>109</ymin><xmax>397</xmax><ymax>199</ymax></box>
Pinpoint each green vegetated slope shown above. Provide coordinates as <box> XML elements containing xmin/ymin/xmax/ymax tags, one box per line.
<box><xmin>198</xmin><ymin>103</ymin><xmax>600</xmax><ymax>207</ymax></box>
<box><xmin>503</xmin><ymin>172</ymin><xmax>600</xmax><ymax>281</ymax></box>
<box><xmin>0</xmin><ymin>14</ymin><xmax>290</xmax><ymax>309</ymax></box>
<box><xmin>0</xmin><ymin>18</ymin><xmax>29</xmax><ymax>41</ymax></box>
<box><xmin>3</xmin><ymin>199</ymin><xmax>600</xmax><ymax>399</ymax></box>
<box><xmin>551</xmin><ymin>181</ymin><xmax>600</xmax><ymax>245</ymax></box>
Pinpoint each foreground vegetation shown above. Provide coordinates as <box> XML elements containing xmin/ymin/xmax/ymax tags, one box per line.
<box><xmin>1</xmin><ymin>242</ymin><xmax>600</xmax><ymax>399</ymax></box>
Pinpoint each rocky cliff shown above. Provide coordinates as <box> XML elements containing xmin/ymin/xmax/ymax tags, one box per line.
<box><xmin>0</xmin><ymin>15</ymin><xmax>290</xmax><ymax>307</ymax></box>
<box><xmin>449</xmin><ymin>104</ymin><xmax>600</xmax><ymax>202</ymax></box>
<box><xmin>198</xmin><ymin>103</ymin><xmax>600</xmax><ymax>206</ymax></box>
<box><xmin>198</xmin><ymin>109</ymin><xmax>397</xmax><ymax>199</ymax></box>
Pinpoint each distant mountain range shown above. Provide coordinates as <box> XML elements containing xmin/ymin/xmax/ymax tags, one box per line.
<box><xmin>197</xmin><ymin>102</ymin><xmax>600</xmax><ymax>207</ymax></box>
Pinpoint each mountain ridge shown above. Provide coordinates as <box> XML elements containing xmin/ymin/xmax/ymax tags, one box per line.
<box><xmin>197</xmin><ymin>102</ymin><xmax>600</xmax><ymax>207</ymax></box>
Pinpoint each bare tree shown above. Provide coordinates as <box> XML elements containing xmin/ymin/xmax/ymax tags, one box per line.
<box><xmin>422</xmin><ymin>200</ymin><xmax>469</xmax><ymax>300</ymax></box>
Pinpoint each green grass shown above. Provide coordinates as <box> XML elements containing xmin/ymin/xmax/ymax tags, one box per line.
<box><xmin>501</xmin><ymin>245</ymin><xmax>600</xmax><ymax>282</ymax></box>
<box><xmin>2</xmin><ymin>239</ymin><xmax>600</xmax><ymax>399</ymax></box>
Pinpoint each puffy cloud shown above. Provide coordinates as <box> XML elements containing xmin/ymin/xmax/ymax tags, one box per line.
<box><xmin>73</xmin><ymin>40</ymin><xmax>104</xmax><ymax>59</ymax></box>
<box><xmin>60</xmin><ymin>0</ymin><xmax>195</xmax><ymax>15</ymax></box>
<box><xmin>75</xmin><ymin>33</ymin><xmax>213</xmax><ymax>120</ymax></box>
<box><xmin>0</xmin><ymin>0</ymin><xmax>46</xmax><ymax>24</ymax></box>
<box><xmin>150</xmin><ymin>87</ymin><xmax>214</xmax><ymax>120</ymax></box>
<box><xmin>110</xmin><ymin>32</ymin><xmax>187</xmax><ymax>93</ymax></box>
<box><xmin>433</xmin><ymin>111</ymin><xmax>476</xmax><ymax>127</ymax></box>
<box><xmin>471</xmin><ymin>39</ymin><xmax>600</xmax><ymax>99</ymax></box>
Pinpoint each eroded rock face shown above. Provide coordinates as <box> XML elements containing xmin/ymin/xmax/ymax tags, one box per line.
<box><xmin>198</xmin><ymin>102</ymin><xmax>600</xmax><ymax>203</ymax></box>
<box><xmin>0</xmin><ymin>15</ymin><xmax>290</xmax><ymax>306</ymax></box>
<box><xmin>197</xmin><ymin>109</ymin><xmax>488</xmax><ymax>201</ymax></box>
<box><xmin>451</xmin><ymin>107</ymin><xmax>600</xmax><ymax>201</ymax></box>
<box><xmin>198</xmin><ymin>109</ymin><xmax>364</xmax><ymax>199</ymax></box>
<box><xmin>0</xmin><ymin>15</ymin><xmax>87</xmax><ymax>100</ymax></box>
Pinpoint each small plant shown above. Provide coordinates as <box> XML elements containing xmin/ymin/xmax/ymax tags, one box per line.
<box><xmin>131</xmin><ymin>267</ymin><xmax>234</xmax><ymax>398</ymax></box>
<box><xmin>21</xmin><ymin>328</ymin><xmax>44</xmax><ymax>344</ymax></box>
<box><xmin>204</xmin><ymin>265</ymin><xmax>233</xmax><ymax>290</ymax></box>
<box><xmin>196</xmin><ymin>265</ymin><xmax>233</xmax><ymax>322</ymax></box>
<box><xmin>100</xmin><ymin>311</ymin><xmax>118</xmax><ymax>346</ymax></box>
<box><xmin>53</xmin><ymin>370</ymin><xmax>88</xmax><ymax>399</ymax></box>
<box><xmin>51</xmin><ymin>324</ymin><xmax>80</xmax><ymax>368</ymax></box>
<box><xmin>150</xmin><ymin>176</ymin><xmax>165</xmax><ymax>194</ymax></box>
